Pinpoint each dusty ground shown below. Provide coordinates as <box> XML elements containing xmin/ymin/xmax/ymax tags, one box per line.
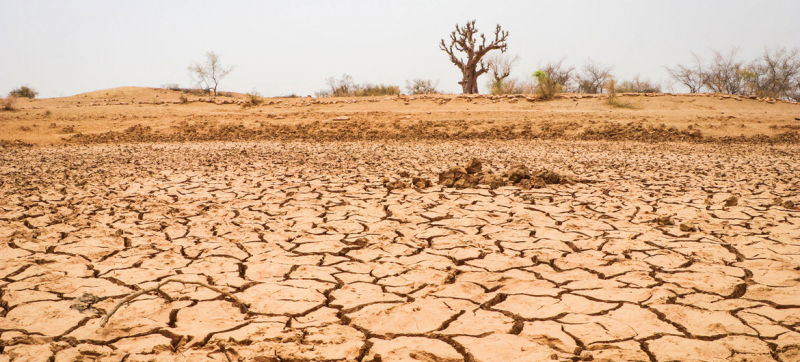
<box><xmin>1</xmin><ymin>139</ymin><xmax>799</xmax><ymax>362</ymax></box>
<box><xmin>1</xmin><ymin>87</ymin><xmax>800</xmax><ymax>146</ymax></box>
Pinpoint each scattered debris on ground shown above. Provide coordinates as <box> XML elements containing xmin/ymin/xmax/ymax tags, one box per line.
<box><xmin>437</xmin><ymin>158</ymin><xmax>574</xmax><ymax>190</ymax></box>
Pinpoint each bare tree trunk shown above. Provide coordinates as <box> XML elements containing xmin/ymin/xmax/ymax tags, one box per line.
<box><xmin>460</xmin><ymin>70</ymin><xmax>477</xmax><ymax>94</ymax></box>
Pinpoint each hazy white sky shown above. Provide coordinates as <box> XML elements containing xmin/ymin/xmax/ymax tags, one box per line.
<box><xmin>2</xmin><ymin>1</ymin><xmax>799</xmax><ymax>98</ymax></box>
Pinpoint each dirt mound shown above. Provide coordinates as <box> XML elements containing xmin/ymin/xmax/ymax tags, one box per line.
<box><xmin>438</xmin><ymin>158</ymin><xmax>573</xmax><ymax>190</ymax></box>
<box><xmin>0</xmin><ymin>139</ymin><xmax>34</xmax><ymax>148</ymax></box>
<box><xmin>63</xmin><ymin>119</ymin><xmax>800</xmax><ymax>145</ymax></box>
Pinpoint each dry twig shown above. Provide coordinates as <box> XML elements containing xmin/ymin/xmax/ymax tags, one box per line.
<box><xmin>99</xmin><ymin>278</ymin><xmax>248</xmax><ymax>327</ymax></box>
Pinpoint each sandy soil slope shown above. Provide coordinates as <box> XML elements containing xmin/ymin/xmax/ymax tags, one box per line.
<box><xmin>1</xmin><ymin>87</ymin><xmax>799</xmax><ymax>146</ymax></box>
<box><xmin>1</xmin><ymin>140</ymin><xmax>799</xmax><ymax>361</ymax></box>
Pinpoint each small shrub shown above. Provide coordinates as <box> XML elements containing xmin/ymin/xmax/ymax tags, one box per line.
<box><xmin>489</xmin><ymin>77</ymin><xmax>535</xmax><ymax>94</ymax></box>
<box><xmin>615</xmin><ymin>75</ymin><xmax>661</xmax><ymax>93</ymax></box>
<box><xmin>605</xmin><ymin>79</ymin><xmax>638</xmax><ymax>109</ymax></box>
<box><xmin>178</xmin><ymin>94</ymin><xmax>189</xmax><ymax>104</ymax></box>
<box><xmin>246</xmin><ymin>90</ymin><xmax>263</xmax><ymax>105</ymax></box>
<box><xmin>405</xmin><ymin>79</ymin><xmax>440</xmax><ymax>95</ymax></box>
<box><xmin>161</xmin><ymin>83</ymin><xmax>181</xmax><ymax>91</ymax></box>
<box><xmin>320</xmin><ymin>74</ymin><xmax>401</xmax><ymax>97</ymax></box>
<box><xmin>534</xmin><ymin>70</ymin><xmax>561</xmax><ymax>99</ymax></box>
<box><xmin>44</xmin><ymin>110</ymin><xmax>52</xmax><ymax>116</ymax></box>
<box><xmin>9</xmin><ymin>86</ymin><xmax>38</xmax><ymax>99</ymax></box>
<box><xmin>1</xmin><ymin>97</ymin><xmax>16</xmax><ymax>111</ymax></box>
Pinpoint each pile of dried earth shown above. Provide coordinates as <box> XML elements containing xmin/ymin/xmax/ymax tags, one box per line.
<box><xmin>438</xmin><ymin>158</ymin><xmax>574</xmax><ymax>190</ymax></box>
<box><xmin>382</xmin><ymin>158</ymin><xmax>573</xmax><ymax>191</ymax></box>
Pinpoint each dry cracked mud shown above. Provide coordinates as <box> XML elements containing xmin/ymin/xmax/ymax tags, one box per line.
<box><xmin>1</xmin><ymin>140</ymin><xmax>799</xmax><ymax>362</ymax></box>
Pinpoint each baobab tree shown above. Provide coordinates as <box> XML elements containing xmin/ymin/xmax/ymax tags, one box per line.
<box><xmin>188</xmin><ymin>52</ymin><xmax>235</xmax><ymax>97</ymax></box>
<box><xmin>440</xmin><ymin>20</ymin><xmax>509</xmax><ymax>94</ymax></box>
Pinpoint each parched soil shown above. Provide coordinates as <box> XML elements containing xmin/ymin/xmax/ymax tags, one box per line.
<box><xmin>2</xmin><ymin>87</ymin><xmax>800</xmax><ymax>146</ymax></box>
<box><xmin>1</xmin><ymin>140</ymin><xmax>799</xmax><ymax>362</ymax></box>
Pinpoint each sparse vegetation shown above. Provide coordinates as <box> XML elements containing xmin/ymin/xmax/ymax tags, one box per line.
<box><xmin>533</xmin><ymin>70</ymin><xmax>560</xmax><ymax>99</ymax></box>
<box><xmin>605</xmin><ymin>79</ymin><xmax>638</xmax><ymax>108</ymax></box>
<box><xmin>668</xmin><ymin>46</ymin><xmax>800</xmax><ymax>99</ymax></box>
<box><xmin>161</xmin><ymin>83</ymin><xmax>182</xmax><ymax>91</ymax></box>
<box><xmin>744</xmin><ymin>47</ymin><xmax>800</xmax><ymax>99</ymax></box>
<box><xmin>405</xmin><ymin>79</ymin><xmax>440</xmax><ymax>95</ymax></box>
<box><xmin>486</xmin><ymin>54</ymin><xmax>519</xmax><ymax>94</ymax></box>
<box><xmin>246</xmin><ymin>90</ymin><xmax>264</xmax><ymax>105</ymax></box>
<box><xmin>9</xmin><ymin>86</ymin><xmax>38</xmax><ymax>99</ymax></box>
<box><xmin>317</xmin><ymin>74</ymin><xmax>400</xmax><ymax>97</ymax></box>
<box><xmin>532</xmin><ymin>59</ymin><xmax>575</xmax><ymax>98</ymax></box>
<box><xmin>1</xmin><ymin>97</ymin><xmax>16</xmax><ymax>111</ymax></box>
<box><xmin>178</xmin><ymin>94</ymin><xmax>189</xmax><ymax>104</ymax></box>
<box><xmin>188</xmin><ymin>52</ymin><xmax>235</xmax><ymax>97</ymax></box>
<box><xmin>576</xmin><ymin>60</ymin><xmax>613</xmax><ymax>94</ymax></box>
<box><xmin>615</xmin><ymin>75</ymin><xmax>662</xmax><ymax>93</ymax></box>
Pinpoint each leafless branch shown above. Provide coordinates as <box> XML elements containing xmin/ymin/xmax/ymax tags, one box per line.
<box><xmin>99</xmin><ymin>278</ymin><xmax>248</xmax><ymax>327</ymax></box>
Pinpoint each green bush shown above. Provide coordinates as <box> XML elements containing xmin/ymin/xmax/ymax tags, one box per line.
<box><xmin>9</xmin><ymin>86</ymin><xmax>38</xmax><ymax>99</ymax></box>
<box><xmin>534</xmin><ymin>70</ymin><xmax>561</xmax><ymax>99</ymax></box>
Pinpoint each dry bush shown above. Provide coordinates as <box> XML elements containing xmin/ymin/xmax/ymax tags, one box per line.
<box><xmin>704</xmin><ymin>48</ymin><xmax>747</xmax><ymax>95</ymax></box>
<box><xmin>188</xmin><ymin>52</ymin><xmax>235</xmax><ymax>97</ymax></box>
<box><xmin>744</xmin><ymin>47</ymin><xmax>800</xmax><ymax>99</ymax></box>
<box><xmin>539</xmin><ymin>59</ymin><xmax>575</xmax><ymax>92</ymax></box>
<box><xmin>615</xmin><ymin>75</ymin><xmax>661</xmax><ymax>93</ymax></box>
<box><xmin>161</xmin><ymin>83</ymin><xmax>181</xmax><ymax>91</ymax></box>
<box><xmin>2</xmin><ymin>97</ymin><xmax>16</xmax><ymax>111</ymax></box>
<box><xmin>405</xmin><ymin>79</ymin><xmax>440</xmax><ymax>95</ymax></box>
<box><xmin>246</xmin><ymin>90</ymin><xmax>263</xmax><ymax>105</ymax></box>
<box><xmin>486</xmin><ymin>54</ymin><xmax>519</xmax><ymax>94</ymax></box>
<box><xmin>576</xmin><ymin>59</ymin><xmax>613</xmax><ymax>94</ymax></box>
<box><xmin>604</xmin><ymin>79</ymin><xmax>637</xmax><ymax>108</ymax></box>
<box><xmin>666</xmin><ymin>52</ymin><xmax>707</xmax><ymax>93</ymax></box>
<box><xmin>178</xmin><ymin>94</ymin><xmax>189</xmax><ymax>104</ymax></box>
<box><xmin>318</xmin><ymin>74</ymin><xmax>400</xmax><ymax>97</ymax></box>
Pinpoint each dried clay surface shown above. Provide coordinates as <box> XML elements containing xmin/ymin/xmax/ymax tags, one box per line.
<box><xmin>1</xmin><ymin>140</ymin><xmax>799</xmax><ymax>362</ymax></box>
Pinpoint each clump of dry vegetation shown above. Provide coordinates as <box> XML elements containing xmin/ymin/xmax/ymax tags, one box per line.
<box><xmin>316</xmin><ymin>74</ymin><xmax>400</xmax><ymax>97</ymax></box>
<box><xmin>605</xmin><ymin>79</ymin><xmax>638</xmax><ymax>108</ymax></box>
<box><xmin>405</xmin><ymin>79</ymin><xmax>440</xmax><ymax>94</ymax></box>
<box><xmin>246</xmin><ymin>90</ymin><xmax>263</xmax><ymax>105</ymax></box>
<box><xmin>667</xmin><ymin>46</ymin><xmax>800</xmax><ymax>99</ymax></box>
<box><xmin>1</xmin><ymin>97</ymin><xmax>16</xmax><ymax>111</ymax></box>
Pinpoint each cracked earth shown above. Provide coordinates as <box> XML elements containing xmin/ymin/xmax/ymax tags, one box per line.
<box><xmin>1</xmin><ymin>140</ymin><xmax>799</xmax><ymax>362</ymax></box>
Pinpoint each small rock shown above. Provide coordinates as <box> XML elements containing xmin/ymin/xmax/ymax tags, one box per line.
<box><xmin>332</xmin><ymin>116</ymin><xmax>350</xmax><ymax>121</ymax></box>
<box><xmin>453</xmin><ymin>174</ymin><xmax>479</xmax><ymax>189</ymax></box>
<box><xmin>385</xmin><ymin>180</ymin><xmax>408</xmax><ymax>191</ymax></box>
<box><xmin>580</xmin><ymin>351</ymin><xmax>593</xmax><ymax>361</ymax></box>
<box><xmin>466</xmin><ymin>158</ymin><xmax>482</xmax><ymax>174</ymax></box>
<box><xmin>654</xmin><ymin>216</ymin><xmax>674</xmax><ymax>226</ymax></box>
<box><xmin>724</xmin><ymin>195</ymin><xmax>739</xmax><ymax>207</ymax></box>
<box><xmin>783</xmin><ymin>200</ymin><xmax>795</xmax><ymax>209</ymax></box>
<box><xmin>518</xmin><ymin>178</ymin><xmax>533</xmax><ymax>190</ymax></box>
<box><xmin>412</xmin><ymin>177</ymin><xmax>431</xmax><ymax>189</ymax></box>
<box><xmin>505</xmin><ymin>164</ymin><xmax>530</xmax><ymax>183</ymax></box>
<box><xmin>71</xmin><ymin>292</ymin><xmax>100</xmax><ymax>313</ymax></box>
<box><xmin>679</xmin><ymin>222</ymin><xmax>697</xmax><ymax>232</ymax></box>
<box><xmin>398</xmin><ymin>170</ymin><xmax>410</xmax><ymax>178</ymax></box>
